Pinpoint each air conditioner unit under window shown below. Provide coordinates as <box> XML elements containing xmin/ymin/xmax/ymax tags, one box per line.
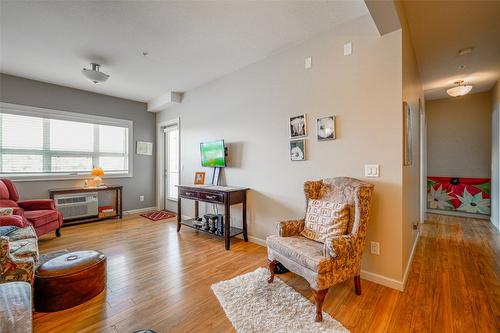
<box><xmin>54</xmin><ymin>192</ymin><xmax>98</xmax><ymax>220</ymax></box>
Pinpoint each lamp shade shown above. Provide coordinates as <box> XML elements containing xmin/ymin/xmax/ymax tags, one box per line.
<box><xmin>90</xmin><ymin>167</ymin><xmax>105</xmax><ymax>177</ymax></box>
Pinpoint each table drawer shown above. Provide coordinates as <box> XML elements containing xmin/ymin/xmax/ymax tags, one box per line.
<box><xmin>179</xmin><ymin>189</ymin><xmax>199</xmax><ymax>199</ymax></box>
<box><xmin>199</xmin><ymin>192</ymin><xmax>224</xmax><ymax>203</ymax></box>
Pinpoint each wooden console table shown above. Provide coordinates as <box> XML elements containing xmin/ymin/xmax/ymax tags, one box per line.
<box><xmin>177</xmin><ymin>185</ymin><xmax>248</xmax><ymax>250</ymax></box>
<box><xmin>49</xmin><ymin>185</ymin><xmax>123</xmax><ymax>226</ymax></box>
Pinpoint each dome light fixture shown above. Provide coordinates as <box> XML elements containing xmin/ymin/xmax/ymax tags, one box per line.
<box><xmin>446</xmin><ymin>80</ymin><xmax>472</xmax><ymax>97</ymax></box>
<box><xmin>82</xmin><ymin>63</ymin><xmax>109</xmax><ymax>84</ymax></box>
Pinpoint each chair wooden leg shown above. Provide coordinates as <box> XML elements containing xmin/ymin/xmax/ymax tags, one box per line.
<box><xmin>313</xmin><ymin>289</ymin><xmax>328</xmax><ymax>322</ymax></box>
<box><xmin>354</xmin><ymin>275</ymin><xmax>361</xmax><ymax>295</ymax></box>
<box><xmin>55</xmin><ymin>228</ymin><xmax>61</xmax><ymax>237</ymax></box>
<box><xmin>268</xmin><ymin>260</ymin><xmax>277</xmax><ymax>283</ymax></box>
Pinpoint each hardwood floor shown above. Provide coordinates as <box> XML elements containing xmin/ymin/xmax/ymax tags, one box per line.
<box><xmin>33</xmin><ymin>213</ymin><xmax>499</xmax><ymax>333</ymax></box>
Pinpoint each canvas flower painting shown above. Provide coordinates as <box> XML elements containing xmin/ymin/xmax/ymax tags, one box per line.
<box><xmin>427</xmin><ymin>176</ymin><xmax>491</xmax><ymax>215</ymax></box>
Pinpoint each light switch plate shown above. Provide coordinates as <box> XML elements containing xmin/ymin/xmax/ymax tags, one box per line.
<box><xmin>365</xmin><ymin>164</ymin><xmax>380</xmax><ymax>177</ymax></box>
<box><xmin>305</xmin><ymin>57</ymin><xmax>312</xmax><ymax>69</ymax></box>
<box><xmin>344</xmin><ymin>42</ymin><xmax>352</xmax><ymax>56</ymax></box>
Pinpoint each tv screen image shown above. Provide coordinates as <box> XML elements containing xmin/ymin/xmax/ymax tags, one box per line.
<box><xmin>200</xmin><ymin>140</ymin><xmax>226</xmax><ymax>167</ymax></box>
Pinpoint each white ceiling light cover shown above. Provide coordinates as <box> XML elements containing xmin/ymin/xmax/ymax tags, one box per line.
<box><xmin>446</xmin><ymin>81</ymin><xmax>472</xmax><ymax>97</ymax></box>
<box><xmin>82</xmin><ymin>63</ymin><xmax>109</xmax><ymax>84</ymax></box>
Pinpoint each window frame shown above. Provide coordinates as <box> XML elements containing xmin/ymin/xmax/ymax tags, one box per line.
<box><xmin>0</xmin><ymin>102</ymin><xmax>133</xmax><ymax>181</ymax></box>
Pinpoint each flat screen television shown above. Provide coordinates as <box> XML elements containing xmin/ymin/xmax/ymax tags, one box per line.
<box><xmin>200</xmin><ymin>140</ymin><xmax>226</xmax><ymax>167</ymax></box>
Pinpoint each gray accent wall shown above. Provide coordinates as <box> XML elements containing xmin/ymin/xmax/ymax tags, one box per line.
<box><xmin>0</xmin><ymin>73</ymin><xmax>156</xmax><ymax>211</ymax></box>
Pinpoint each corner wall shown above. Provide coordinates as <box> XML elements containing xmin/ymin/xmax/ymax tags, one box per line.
<box><xmin>396</xmin><ymin>0</ymin><xmax>424</xmax><ymax>286</ymax></box>
<box><xmin>0</xmin><ymin>74</ymin><xmax>156</xmax><ymax>211</ymax></box>
<box><xmin>158</xmin><ymin>15</ymin><xmax>408</xmax><ymax>284</ymax></box>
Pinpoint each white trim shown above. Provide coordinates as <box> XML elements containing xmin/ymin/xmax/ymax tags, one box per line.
<box><xmin>124</xmin><ymin>206</ymin><xmax>158</xmax><ymax>215</ymax></box>
<box><xmin>401</xmin><ymin>231</ymin><xmax>419</xmax><ymax>289</ymax></box>
<box><xmin>156</xmin><ymin>118</ymin><xmax>180</xmax><ymax>211</ymax></box>
<box><xmin>360</xmin><ymin>269</ymin><xmax>405</xmax><ymax>291</ymax></box>
<box><xmin>491</xmin><ymin>217</ymin><xmax>499</xmax><ymax>230</ymax></box>
<box><xmin>0</xmin><ymin>102</ymin><xmax>134</xmax><ymax>180</ymax></box>
<box><xmin>236</xmin><ymin>234</ymin><xmax>266</xmax><ymax>247</ymax></box>
<box><xmin>361</xmin><ymin>230</ymin><xmax>420</xmax><ymax>291</ymax></box>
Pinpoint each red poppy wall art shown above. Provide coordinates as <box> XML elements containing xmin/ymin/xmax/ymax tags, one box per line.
<box><xmin>427</xmin><ymin>177</ymin><xmax>491</xmax><ymax>215</ymax></box>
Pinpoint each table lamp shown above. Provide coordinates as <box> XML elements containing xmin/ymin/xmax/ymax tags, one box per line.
<box><xmin>90</xmin><ymin>167</ymin><xmax>105</xmax><ymax>187</ymax></box>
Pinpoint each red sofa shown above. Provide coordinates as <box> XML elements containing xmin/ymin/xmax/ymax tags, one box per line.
<box><xmin>0</xmin><ymin>179</ymin><xmax>63</xmax><ymax>237</ymax></box>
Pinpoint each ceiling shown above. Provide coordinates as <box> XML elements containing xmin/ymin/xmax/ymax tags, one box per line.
<box><xmin>0</xmin><ymin>1</ymin><xmax>368</xmax><ymax>103</ymax></box>
<box><xmin>403</xmin><ymin>0</ymin><xmax>500</xmax><ymax>100</ymax></box>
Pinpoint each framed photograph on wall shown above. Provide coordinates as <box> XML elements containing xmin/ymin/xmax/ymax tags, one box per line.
<box><xmin>316</xmin><ymin>116</ymin><xmax>336</xmax><ymax>141</ymax></box>
<box><xmin>289</xmin><ymin>114</ymin><xmax>307</xmax><ymax>139</ymax></box>
<box><xmin>403</xmin><ymin>101</ymin><xmax>412</xmax><ymax>166</ymax></box>
<box><xmin>290</xmin><ymin>139</ymin><xmax>306</xmax><ymax>161</ymax></box>
<box><xmin>136</xmin><ymin>141</ymin><xmax>153</xmax><ymax>155</ymax></box>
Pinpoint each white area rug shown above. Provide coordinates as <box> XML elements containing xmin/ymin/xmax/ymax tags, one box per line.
<box><xmin>211</xmin><ymin>267</ymin><xmax>349</xmax><ymax>333</ymax></box>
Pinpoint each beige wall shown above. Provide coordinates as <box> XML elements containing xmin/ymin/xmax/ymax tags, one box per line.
<box><xmin>396</xmin><ymin>0</ymin><xmax>423</xmax><ymax>282</ymax></box>
<box><xmin>158</xmin><ymin>15</ymin><xmax>409</xmax><ymax>283</ymax></box>
<box><xmin>491</xmin><ymin>82</ymin><xmax>500</xmax><ymax>230</ymax></box>
<box><xmin>427</xmin><ymin>92</ymin><xmax>492</xmax><ymax>178</ymax></box>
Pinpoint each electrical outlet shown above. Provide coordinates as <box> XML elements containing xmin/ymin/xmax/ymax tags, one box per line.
<box><xmin>370</xmin><ymin>241</ymin><xmax>380</xmax><ymax>255</ymax></box>
<box><xmin>139</xmin><ymin>195</ymin><xmax>144</xmax><ymax>202</ymax></box>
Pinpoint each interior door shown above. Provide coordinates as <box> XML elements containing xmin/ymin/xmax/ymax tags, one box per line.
<box><xmin>163</xmin><ymin>124</ymin><xmax>179</xmax><ymax>212</ymax></box>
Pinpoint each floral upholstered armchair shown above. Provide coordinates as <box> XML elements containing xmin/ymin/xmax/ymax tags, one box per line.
<box><xmin>266</xmin><ymin>177</ymin><xmax>374</xmax><ymax>322</ymax></box>
<box><xmin>0</xmin><ymin>226</ymin><xmax>39</xmax><ymax>284</ymax></box>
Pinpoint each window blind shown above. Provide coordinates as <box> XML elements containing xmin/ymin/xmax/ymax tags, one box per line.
<box><xmin>0</xmin><ymin>103</ymin><xmax>133</xmax><ymax>179</ymax></box>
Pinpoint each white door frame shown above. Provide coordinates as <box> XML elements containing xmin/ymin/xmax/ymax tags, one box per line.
<box><xmin>156</xmin><ymin>118</ymin><xmax>181</xmax><ymax>211</ymax></box>
<box><xmin>419</xmin><ymin>100</ymin><xmax>427</xmax><ymax>223</ymax></box>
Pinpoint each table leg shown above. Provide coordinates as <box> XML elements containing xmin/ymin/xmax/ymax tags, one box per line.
<box><xmin>195</xmin><ymin>200</ymin><xmax>199</xmax><ymax>219</ymax></box>
<box><xmin>177</xmin><ymin>198</ymin><xmax>182</xmax><ymax>232</ymax></box>
<box><xmin>224</xmin><ymin>200</ymin><xmax>231</xmax><ymax>250</ymax></box>
<box><xmin>242</xmin><ymin>191</ymin><xmax>248</xmax><ymax>242</ymax></box>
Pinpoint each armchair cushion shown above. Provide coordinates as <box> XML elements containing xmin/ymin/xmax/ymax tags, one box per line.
<box><xmin>277</xmin><ymin>219</ymin><xmax>305</xmax><ymax>237</ymax></box>
<box><xmin>23</xmin><ymin>210</ymin><xmax>59</xmax><ymax>227</ymax></box>
<box><xmin>17</xmin><ymin>199</ymin><xmax>55</xmax><ymax>211</ymax></box>
<box><xmin>0</xmin><ymin>215</ymin><xmax>25</xmax><ymax>228</ymax></box>
<box><xmin>300</xmin><ymin>200</ymin><xmax>350</xmax><ymax>243</ymax></box>
<box><xmin>267</xmin><ymin>235</ymin><xmax>333</xmax><ymax>273</ymax></box>
<box><xmin>0</xmin><ymin>199</ymin><xmax>19</xmax><ymax>208</ymax></box>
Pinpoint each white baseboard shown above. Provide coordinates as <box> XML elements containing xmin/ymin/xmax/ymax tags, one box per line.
<box><xmin>360</xmin><ymin>269</ymin><xmax>405</xmax><ymax>291</ymax></box>
<box><xmin>243</xmin><ymin>235</ymin><xmax>266</xmax><ymax>247</ymax></box>
<box><xmin>361</xmin><ymin>230</ymin><xmax>420</xmax><ymax>292</ymax></box>
<box><xmin>124</xmin><ymin>206</ymin><xmax>158</xmax><ymax>215</ymax></box>
<box><xmin>402</xmin><ymin>231</ymin><xmax>420</xmax><ymax>289</ymax></box>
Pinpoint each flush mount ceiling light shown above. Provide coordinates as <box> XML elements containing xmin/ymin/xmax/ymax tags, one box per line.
<box><xmin>82</xmin><ymin>63</ymin><xmax>109</xmax><ymax>84</ymax></box>
<box><xmin>446</xmin><ymin>80</ymin><xmax>472</xmax><ymax>97</ymax></box>
<box><xmin>458</xmin><ymin>47</ymin><xmax>474</xmax><ymax>56</ymax></box>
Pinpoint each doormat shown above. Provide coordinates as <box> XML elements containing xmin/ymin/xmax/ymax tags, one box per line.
<box><xmin>140</xmin><ymin>210</ymin><xmax>176</xmax><ymax>221</ymax></box>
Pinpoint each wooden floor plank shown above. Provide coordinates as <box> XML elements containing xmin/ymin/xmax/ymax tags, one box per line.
<box><xmin>32</xmin><ymin>213</ymin><xmax>499</xmax><ymax>333</ymax></box>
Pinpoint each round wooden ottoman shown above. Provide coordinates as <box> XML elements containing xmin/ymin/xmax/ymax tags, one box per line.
<box><xmin>34</xmin><ymin>250</ymin><xmax>106</xmax><ymax>312</ymax></box>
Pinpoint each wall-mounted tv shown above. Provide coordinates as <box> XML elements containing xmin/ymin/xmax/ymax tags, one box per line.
<box><xmin>200</xmin><ymin>140</ymin><xmax>226</xmax><ymax>167</ymax></box>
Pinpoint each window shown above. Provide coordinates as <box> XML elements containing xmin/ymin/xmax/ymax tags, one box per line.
<box><xmin>0</xmin><ymin>103</ymin><xmax>133</xmax><ymax>180</ymax></box>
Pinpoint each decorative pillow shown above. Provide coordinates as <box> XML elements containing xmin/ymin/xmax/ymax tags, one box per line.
<box><xmin>0</xmin><ymin>225</ymin><xmax>18</xmax><ymax>236</ymax></box>
<box><xmin>0</xmin><ymin>207</ymin><xmax>14</xmax><ymax>216</ymax></box>
<box><xmin>300</xmin><ymin>200</ymin><xmax>350</xmax><ymax>243</ymax></box>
